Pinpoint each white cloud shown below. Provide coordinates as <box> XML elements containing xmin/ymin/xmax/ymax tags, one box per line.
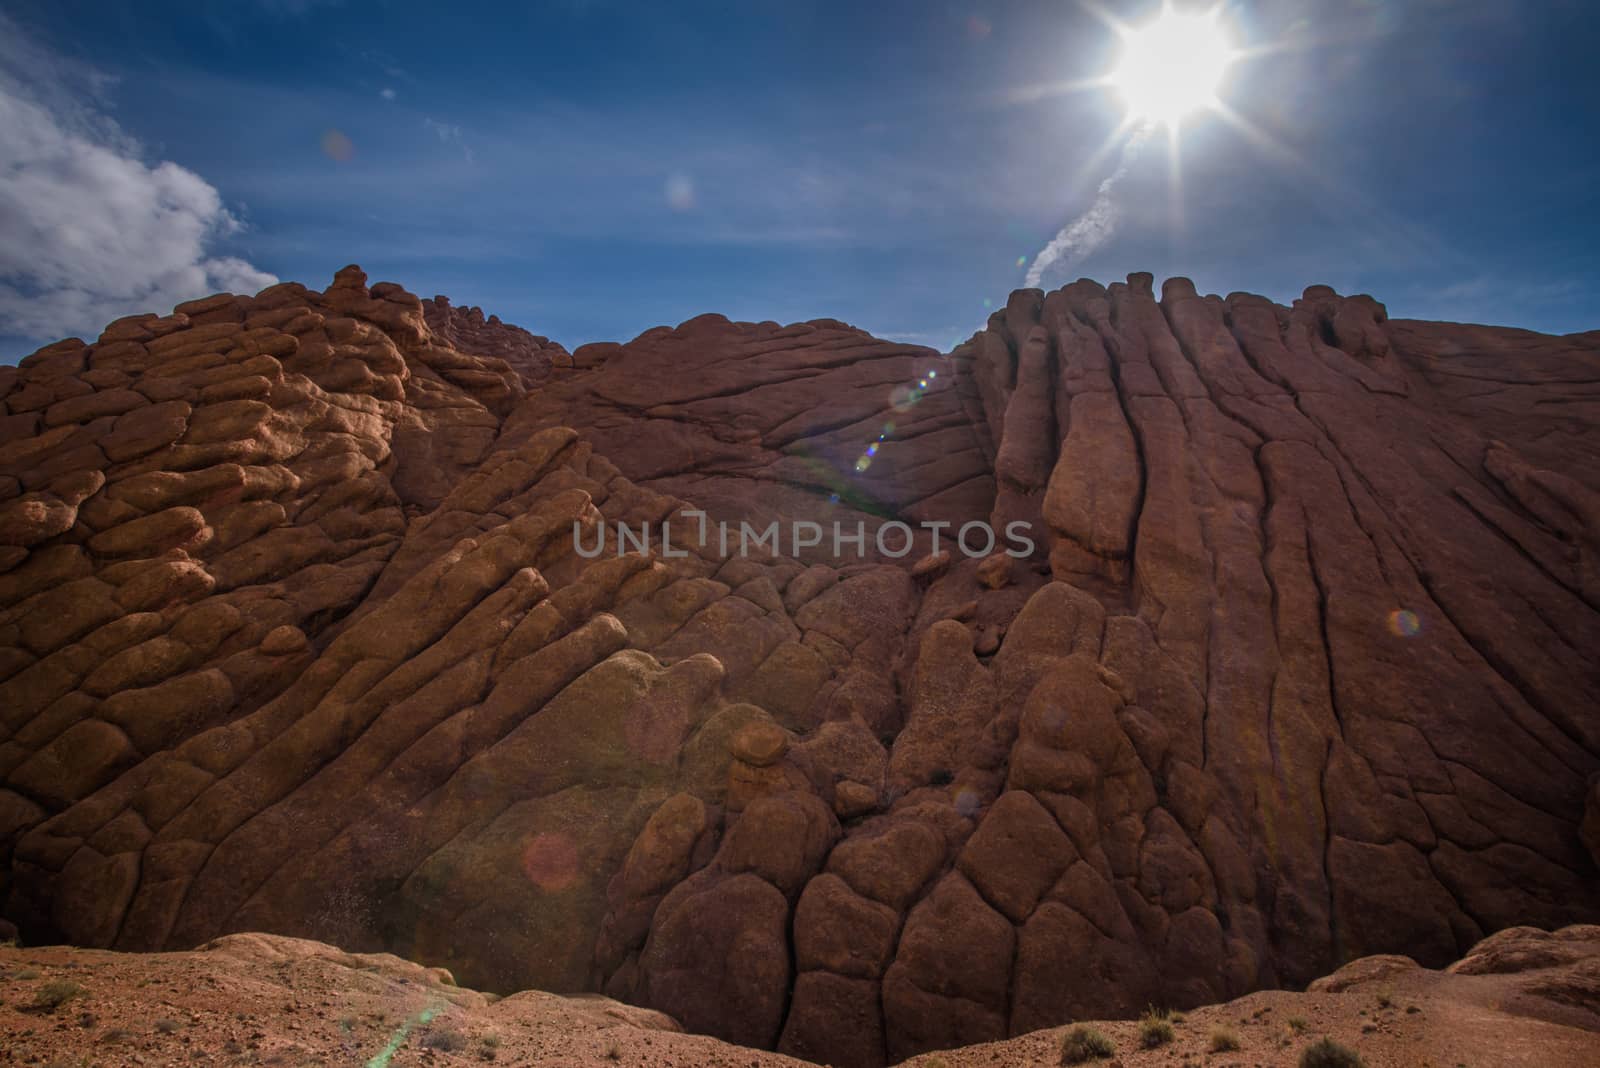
<box><xmin>380</xmin><ymin>87</ymin><xmax>397</xmax><ymax>101</ymax></box>
<box><xmin>0</xmin><ymin>15</ymin><xmax>277</xmax><ymax>343</ymax></box>
<box><xmin>422</xmin><ymin>117</ymin><xmax>474</xmax><ymax>163</ymax></box>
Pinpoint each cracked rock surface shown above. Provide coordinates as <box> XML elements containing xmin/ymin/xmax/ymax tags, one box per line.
<box><xmin>0</xmin><ymin>268</ymin><xmax>1596</xmax><ymax>1067</ymax></box>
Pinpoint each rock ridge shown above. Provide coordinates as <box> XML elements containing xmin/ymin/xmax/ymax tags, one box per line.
<box><xmin>0</xmin><ymin>267</ymin><xmax>1596</xmax><ymax>1067</ymax></box>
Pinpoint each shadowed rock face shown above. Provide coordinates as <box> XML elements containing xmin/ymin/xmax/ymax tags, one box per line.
<box><xmin>0</xmin><ymin>267</ymin><xmax>1595</xmax><ymax>1067</ymax></box>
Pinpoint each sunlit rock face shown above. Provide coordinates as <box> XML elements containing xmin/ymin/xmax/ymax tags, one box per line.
<box><xmin>0</xmin><ymin>268</ymin><xmax>1596</xmax><ymax>1067</ymax></box>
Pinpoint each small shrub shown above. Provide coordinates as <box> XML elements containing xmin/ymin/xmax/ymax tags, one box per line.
<box><xmin>482</xmin><ymin>1032</ymin><xmax>501</xmax><ymax>1049</ymax></box>
<box><xmin>1288</xmin><ymin>1015</ymin><xmax>1309</xmax><ymax>1033</ymax></box>
<box><xmin>1059</xmin><ymin>1025</ymin><xmax>1115</xmax><ymax>1064</ymax></box>
<box><xmin>604</xmin><ymin>1042</ymin><xmax>623</xmax><ymax>1061</ymax></box>
<box><xmin>1209</xmin><ymin>1025</ymin><xmax>1242</xmax><ymax>1052</ymax></box>
<box><xmin>154</xmin><ymin>1018</ymin><xmax>182</xmax><ymax>1034</ymax></box>
<box><xmin>421</xmin><ymin>1027</ymin><xmax>468</xmax><ymax>1052</ymax></box>
<box><xmin>1375</xmin><ymin>992</ymin><xmax>1393</xmax><ymax>1009</ymax></box>
<box><xmin>33</xmin><ymin>979</ymin><xmax>84</xmax><ymax>1011</ymax></box>
<box><xmin>1300</xmin><ymin>1037</ymin><xmax>1365</xmax><ymax>1067</ymax></box>
<box><xmin>1138</xmin><ymin>1009</ymin><xmax>1175</xmax><ymax>1048</ymax></box>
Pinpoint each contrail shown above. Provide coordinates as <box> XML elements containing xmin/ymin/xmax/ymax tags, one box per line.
<box><xmin>1025</xmin><ymin>123</ymin><xmax>1154</xmax><ymax>288</ymax></box>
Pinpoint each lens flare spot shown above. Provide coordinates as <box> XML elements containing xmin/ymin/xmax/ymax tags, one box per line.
<box><xmin>866</xmin><ymin>443</ymin><xmax>879</xmax><ymax>456</ymax></box>
<box><xmin>366</xmin><ymin>1007</ymin><xmax>440</xmax><ymax>1068</ymax></box>
<box><xmin>665</xmin><ymin>172</ymin><xmax>695</xmax><ymax>212</ymax></box>
<box><xmin>1387</xmin><ymin>609</ymin><xmax>1422</xmax><ymax>638</ymax></box>
<box><xmin>854</xmin><ymin>456</ymin><xmax>872</xmax><ymax>473</ymax></box>
<box><xmin>521</xmin><ymin>832</ymin><xmax>580</xmax><ymax>892</ymax></box>
<box><xmin>889</xmin><ymin>384</ymin><xmax>921</xmax><ymax>412</ymax></box>
<box><xmin>954</xmin><ymin>787</ymin><xmax>982</xmax><ymax>818</ymax></box>
<box><xmin>320</xmin><ymin>129</ymin><xmax>355</xmax><ymax>162</ymax></box>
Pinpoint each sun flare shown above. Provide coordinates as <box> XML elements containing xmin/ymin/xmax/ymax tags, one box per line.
<box><xmin>1111</xmin><ymin>5</ymin><xmax>1234</xmax><ymax>126</ymax></box>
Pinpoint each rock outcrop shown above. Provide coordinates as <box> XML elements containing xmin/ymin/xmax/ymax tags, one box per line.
<box><xmin>420</xmin><ymin>295</ymin><xmax>572</xmax><ymax>384</ymax></box>
<box><xmin>1</xmin><ymin>268</ymin><xmax>1596</xmax><ymax>1067</ymax></box>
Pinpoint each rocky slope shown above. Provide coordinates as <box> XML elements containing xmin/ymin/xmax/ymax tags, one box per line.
<box><xmin>2</xmin><ymin>924</ymin><xmax>1597</xmax><ymax>1066</ymax></box>
<box><xmin>0</xmin><ymin>268</ymin><xmax>1596</xmax><ymax>1067</ymax></box>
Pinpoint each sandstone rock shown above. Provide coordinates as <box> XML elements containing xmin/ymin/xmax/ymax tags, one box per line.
<box><xmin>882</xmin><ymin>873</ymin><xmax>1014</xmax><ymax>1060</ymax></box>
<box><xmin>101</xmin><ymin>400</ymin><xmax>190</xmax><ymax>462</ymax></box>
<box><xmin>720</xmin><ymin>792</ymin><xmax>839</xmax><ymax>898</ymax></box>
<box><xmin>793</xmin><ymin>873</ymin><xmax>899</xmax><ymax>980</ymax></box>
<box><xmin>1</xmin><ymin>268</ymin><xmax>1596</xmax><ymax>1068</ymax></box>
<box><xmin>87</xmin><ymin>506</ymin><xmax>210</xmax><ymax>557</ymax></box>
<box><xmin>731</xmin><ymin>720</ymin><xmax>789</xmax><ymax>767</ymax></box>
<box><xmin>956</xmin><ymin>790</ymin><xmax>1075</xmax><ymax>923</ymax></box>
<box><xmin>43</xmin><ymin>387</ymin><xmax>147</xmax><ymax>427</ymax></box>
<box><xmin>640</xmin><ymin>873</ymin><xmax>791</xmax><ymax>1049</ymax></box>
<box><xmin>976</xmin><ymin>551</ymin><xmax>1011</xmax><ymax>589</ymax></box>
<box><xmin>833</xmin><ymin>779</ymin><xmax>879</xmax><ymax>819</ymax></box>
<box><xmin>615</xmin><ymin>793</ymin><xmax>709</xmax><ymax>902</ymax></box>
<box><xmin>778</xmin><ymin>970</ymin><xmax>884</xmax><ymax>1068</ymax></box>
<box><xmin>259</xmin><ymin>625</ymin><xmax>308</xmax><ymax>655</ymax></box>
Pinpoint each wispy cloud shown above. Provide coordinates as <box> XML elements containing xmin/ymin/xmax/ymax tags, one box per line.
<box><xmin>422</xmin><ymin>116</ymin><xmax>474</xmax><ymax>163</ymax></box>
<box><xmin>1025</xmin><ymin>124</ymin><xmax>1153</xmax><ymax>289</ymax></box>
<box><xmin>0</xmin><ymin>14</ymin><xmax>276</xmax><ymax>344</ymax></box>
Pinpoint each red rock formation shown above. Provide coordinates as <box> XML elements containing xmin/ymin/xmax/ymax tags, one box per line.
<box><xmin>420</xmin><ymin>294</ymin><xmax>572</xmax><ymax>384</ymax></box>
<box><xmin>0</xmin><ymin>268</ymin><xmax>1595</xmax><ymax>1067</ymax></box>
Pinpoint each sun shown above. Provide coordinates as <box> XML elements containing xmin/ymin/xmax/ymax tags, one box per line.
<box><xmin>1111</xmin><ymin>5</ymin><xmax>1234</xmax><ymax>126</ymax></box>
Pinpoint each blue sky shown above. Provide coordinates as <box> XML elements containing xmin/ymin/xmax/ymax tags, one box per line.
<box><xmin>1</xmin><ymin>0</ymin><xmax>1597</xmax><ymax>360</ymax></box>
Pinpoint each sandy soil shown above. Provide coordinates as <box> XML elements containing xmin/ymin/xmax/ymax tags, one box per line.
<box><xmin>2</xmin><ymin>928</ymin><xmax>1596</xmax><ymax>1067</ymax></box>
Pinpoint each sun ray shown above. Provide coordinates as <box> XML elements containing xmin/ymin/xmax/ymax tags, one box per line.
<box><xmin>1076</xmin><ymin>0</ymin><xmax>1135</xmax><ymax>37</ymax></box>
<box><xmin>1167</xmin><ymin>117</ymin><xmax>1185</xmax><ymax>237</ymax></box>
<box><xmin>1069</xmin><ymin>113</ymin><xmax>1142</xmax><ymax>191</ymax></box>
<box><xmin>1210</xmin><ymin>101</ymin><xmax>1455</xmax><ymax>263</ymax></box>
<box><xmin>1001</xmin><ymin>74</ymin><xmax>1118</xmax><ymax>108</ymax></box>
